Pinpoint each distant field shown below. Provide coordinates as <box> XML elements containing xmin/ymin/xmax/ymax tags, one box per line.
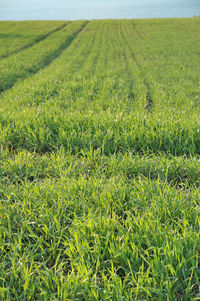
<box><xmin>0</xmin><ymin>18</ymin><xmax>200</xmax><ymax>300</ymax></box>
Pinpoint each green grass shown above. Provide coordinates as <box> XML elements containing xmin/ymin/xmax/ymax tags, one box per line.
<box><xmin>0</xmin><ymin>21</ymin><xmax>67</xmax><ymax>59</ymax></box>
<box><xmin>0</xmin><ymin>18</ymin><xmax>199</xmax><ymax>300</ymax></box>
<box><xmin>0</xmin><ymin>21</ymin><xmax>87</xmax><ymax>91</ymax></box>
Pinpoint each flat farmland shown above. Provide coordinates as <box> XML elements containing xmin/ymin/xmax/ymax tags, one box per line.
<box><xmin>0</xmin><ymin>18</ymin><xmax>200</xmax><ymax>300</ymax></box>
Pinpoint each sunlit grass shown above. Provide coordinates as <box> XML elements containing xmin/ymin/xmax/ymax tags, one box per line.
<box><xmin>0</xmin><ymin>17</ymin><xmax>199</xmax><ymax>300</ymax></box>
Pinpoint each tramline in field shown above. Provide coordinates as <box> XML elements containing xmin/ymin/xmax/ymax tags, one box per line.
<box><xmin>0</xmin><ymin>17</ymin><xmax>199</xmax><ymax>300</ymax></box>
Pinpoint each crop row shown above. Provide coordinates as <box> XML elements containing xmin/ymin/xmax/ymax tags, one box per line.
<box><xmin>0</xmin><ymin>20</ymin><xmax>87</xmax><ymax>91</ymax></box>
<box><xmin>0</xmin><ymin>20</ymin><xmax>199</xmax><ymax>155</ymax></box>
<box><xmin>0</xmin><ymin>148</ymin><xmax>200</xmax><ymax>187</ymax></box>
<box><xmin>121</xmin><ymin>18</ymin><xmax>200</xmax><ymax>111</ymax></box>
<box><xmin>0</xmin><ymin>151</ymin><xmax>199</xmax><ymax>299</ymax></box>
<box><xmin>0</xmin><ymin>21</ymin><xmax>67</xmax><ymax>59</ymax></box>
<box><xmin>0</xmin><ymin>18</ymin><xmax>200</xmax><ymax>300</ymax></box>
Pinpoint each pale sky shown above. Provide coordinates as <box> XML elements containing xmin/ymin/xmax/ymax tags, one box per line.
<box><xmin>0</xmin><ymin>0</ymin><xmax>199</xmax><ymax>20</ymax></box>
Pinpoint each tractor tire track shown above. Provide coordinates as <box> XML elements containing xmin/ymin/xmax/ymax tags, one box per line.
<box><xmin>0</xmin><ymin>21</ymin><xmax>89</xmax><ymax>94</ymax></box>
<box><xmin>119</xmin><ymin>22</ymin><xmax>135</xmax><ymax>103</ymax></box>
<box><xmin>0</xmin><ymin>23</ymin><xmax>70</xmax><ymax>60</ymax></box>
<box><xmin>42</xmin><ymin>21</ymin><xmax>89</xmax><ymax>70</ymax></box>
<box><xmin>120</xmin><ymin>23</ymin><xmax>154</xmax><ymax>113</ymax></box>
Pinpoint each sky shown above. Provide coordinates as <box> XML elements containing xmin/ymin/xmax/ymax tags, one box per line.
<box><xmin>0</xmin><ymin>0</ymin><xmax>200</xmax><ymax>20</ymax></box>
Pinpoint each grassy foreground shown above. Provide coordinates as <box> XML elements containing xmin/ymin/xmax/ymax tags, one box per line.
<box><xmin>0</xmin><ymin>18</ymin><xmax>200</xmax><ymax>300</ymax></box>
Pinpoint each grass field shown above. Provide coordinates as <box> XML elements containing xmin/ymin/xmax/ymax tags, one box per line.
<box><xmin>0</xmin><ymin>18</ymin><xmax>200</xmax><ymax>300</ymax></box>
